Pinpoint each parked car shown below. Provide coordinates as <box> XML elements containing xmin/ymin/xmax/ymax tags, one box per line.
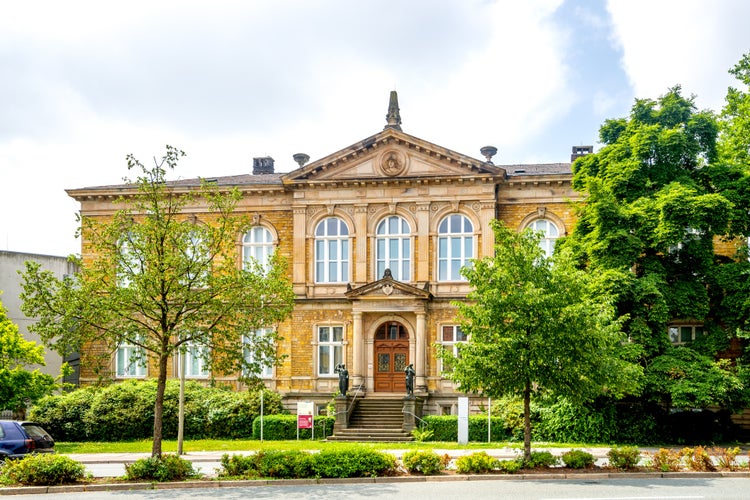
<box><xmin>0</xmin><ymin>421</ymin><xmax>55</xmax><ymax>460</ymax></box>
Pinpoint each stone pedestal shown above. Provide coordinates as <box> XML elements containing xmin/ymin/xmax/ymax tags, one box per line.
<box><xmin>333</xmin><ymin>396</ymin><xmax>350</xmax><ymax>433</ymax></box>
<box><xmin>402</xmin><ymin>397</ymin><xmax>424</xmax><ymax>433</ymax></box>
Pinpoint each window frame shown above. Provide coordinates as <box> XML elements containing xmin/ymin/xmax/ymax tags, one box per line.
<box><xmin>375</xmin><ymin>215</ymin><xmax>412</xmax><ymax>281</ymax></box>
<box><xmin>242</xmin><ymin>226</ymin><xmax>275</xmax><ymax>272</ymax></box>
<box><xmin>437</xmin><ymin>214</ymin><xmax>475</xmax><ymax>282</ymax></box>
<box><xmin>314</xmin><ymin>217</ymin><xmax>350</xmax><ymax>283</ymax></box>
<box><xmin>440</xmin><ymin>324</ymin><xmax>467</xmax><ymax>374</ymax></box>
<box><xmin>243</xmin><ymin>327</ymin><xmax>275</xmax><ymax>379</ymax></box>
<box><xmin>317</xmin><ymin>325</ymin><xmax>344</xmax><ymax>377</ymax></box>
<box><xmin>668</xmin><ymin>324</ymin><xmax>705</xmax><ymax>345</ymax></box>
<box><xmin>115</xmin><ymin>340</ymin><xmax>147</xmax><ymax>378</ymax></box>
<box><xmin>179</xmin><ymin>342</ymin><xmax>210</xmax><ymax>379</ymax></box>
<box><xmin>528</xmin><ymin>219</ymin><xmax>559</xmax><ymax>259</ymax></box>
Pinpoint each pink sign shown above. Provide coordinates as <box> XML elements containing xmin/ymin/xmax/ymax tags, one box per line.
<box><xmin>297</xmin><ymin>414</ymin><xmax>313</xmax><ymax>429</ymax></box>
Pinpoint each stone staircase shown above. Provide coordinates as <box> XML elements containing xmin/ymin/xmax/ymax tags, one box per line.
<box><xmin>328</xmin><ymin>397</ymin><xmax>413</xmax><ymax>442</ymax></box>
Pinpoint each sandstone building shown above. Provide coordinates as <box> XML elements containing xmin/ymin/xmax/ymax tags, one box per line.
<box><xmin>67</xmin><ymin>93</ymin><xmax>581</xmax><ymax>417</ymax></box>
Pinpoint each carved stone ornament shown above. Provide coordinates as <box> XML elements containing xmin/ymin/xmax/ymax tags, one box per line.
<box><xmin>379</xmin><ymin>150</ymin><xmax>407</xmax><ymax>177</ymax></box>
<box><xmin>382</xmin><ymin>284</ymin><xmax>394</xmax><ymax>296</ymax></box>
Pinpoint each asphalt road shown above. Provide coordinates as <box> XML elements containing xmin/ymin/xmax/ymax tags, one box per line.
<box><xmin>4</xmin><ymin>477</ymin><xmax>750</xmax><ymax>500</ymax></box>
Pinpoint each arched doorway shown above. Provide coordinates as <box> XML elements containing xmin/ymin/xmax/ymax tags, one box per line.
<box><xmin>374</xmin><ymin>321</ymin><xmax>409</xmax><ymax>392</ymax></box>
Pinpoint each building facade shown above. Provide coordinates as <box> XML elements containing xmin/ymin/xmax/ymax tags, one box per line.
<box><xmin>67</xmin><ymin>94</ymin><xmax>580</xmax><ymax>415</ymax></box>
<box><xmin>0</xmin><ymin>251</ymin><xmax>80</xmax><ymax>385</ymax></box>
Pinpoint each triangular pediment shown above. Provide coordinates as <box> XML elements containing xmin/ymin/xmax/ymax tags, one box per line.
<box><xmin>345</xmin><ymin>273</ymin><xmax>432</xmax><ymax>300</ymax></box>
<box><xmin>282</xmin><ymin>128</ymin><xmax>504</xmax><ymax>185</ymax></box>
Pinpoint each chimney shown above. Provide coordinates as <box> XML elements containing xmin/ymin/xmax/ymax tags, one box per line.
<box><xmin>252</xmin><ymin>157</ymin><xmax>275</xmax><ymax>175</ymax></box>
<box><xmin>571</xmin><ymin>145</ymin><xmax>593</xmax><ymax>162</ymax></box>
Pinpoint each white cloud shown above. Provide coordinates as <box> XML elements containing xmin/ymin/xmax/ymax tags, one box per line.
<box><xmin>606</xmin><ymin>0</ymin><xmax>750</xmax><ymax>111</ymax></box>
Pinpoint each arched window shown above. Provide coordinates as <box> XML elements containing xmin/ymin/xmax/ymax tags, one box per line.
<box><xmin>437</xmin><ymin>214</ymin><xmax>474</xmax><ymax>281</ymax></box>
<box><xmin>375</xmin><ymin>216</ymin><xmax>411</xmax><ymax>281</ymax></box>
<box><xmin>243</xmin><ymin>226</ymin><xmax>274</xmax><ymax>271</ymax></box>
<box><xmin>529</xmin><ymin>219</ymin><xmax>559</xmax><ymax>258</ymax></box>
<box><xmin>314</xmin><ymin>218</ymin><xmax>350</xmax><ymax>283</ymax></box>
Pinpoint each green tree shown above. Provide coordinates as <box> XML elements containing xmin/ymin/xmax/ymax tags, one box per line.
<box><xmin>0</xmin><ymin>297</ymin><xmax>57</xmax><ymax>412</ymax></box>
<box><xmin>20</xmin><ymin>146</ymin><xmax>295</xmax><ymax>456</ymax></box>
<box><xmin>563</xmin><ymin>85</ymin><xmax>747</xmax><ymax>411</ymax></box>
<box><xmin>438</xmin><ymin>221</ymin><xmax>642</xmax><ymax>460</ymax></box>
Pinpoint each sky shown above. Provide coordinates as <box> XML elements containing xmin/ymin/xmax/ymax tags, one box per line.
<box><xmin>1</xmin><ymin>0</ymin><xmax>749</xmax><ymax>257</ymax></box>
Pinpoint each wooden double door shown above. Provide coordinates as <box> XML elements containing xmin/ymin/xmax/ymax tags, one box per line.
<box><xmin>373</xmin><ymin>321</ymin><xmax>409</xmax><ymax>392</ymax></box>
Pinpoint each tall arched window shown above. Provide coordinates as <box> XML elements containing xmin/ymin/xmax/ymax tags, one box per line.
<box><xmin>376</xmin><ymin>216</ymin><xmax>411</xmax><ymax>281</ymax></box>
<box><xmin>243</xmin><ymin>226</ymin><xmax>274</xmax><ymax>271</ymax></box>
<box><xmin>315</xmin><ymin>218</ymin><xmax>350</xmax><ymax>283</ymax></box>
<box><xmin>529</xmin><ymin>219</ymin><xmax>559</xmax><ymax>258</ymax></box>
<box><xmin>437</xmin><ymin>214</ymin><xmax>474</xmax><ymax>281</ymax></box>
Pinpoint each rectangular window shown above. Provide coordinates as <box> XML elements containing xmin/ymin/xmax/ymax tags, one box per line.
<box><xmin>318</xmin><ymin>326</ymin><xmax>344</xmax><ymax>376</ymax></box>
<box><xmin>441</xmin><ymin>325</ymin><xmax>467</xmax><ymax>373</ymax></box>
<box><xmin>181</xmin><ymin>343</ymin><xmax>209</xmax><ymax>378</ymax></box>
<box><xmin>116</xmin><ymin>342</ymin><xmax>146</xmax><ymax>378</ymax></box>
<box><xmin>668</xmin><ymin>325</ymin><xmax>705</xmax><ymax>345</ymax></box>
<box><xmin>243</xmin><ymin>328</ymin><xmax>274</xmax><ymax>378</ymax></box>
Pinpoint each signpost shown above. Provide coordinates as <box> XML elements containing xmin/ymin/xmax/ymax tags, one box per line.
<box><xmin>297</xmin><ymin>401</ymin><xmax>315</xmax><ymax>440</ymax></box>
<box><xmin>458</xmin><ymin>397</ymin><xmax>469</xmax><ymax>445</ymax></box>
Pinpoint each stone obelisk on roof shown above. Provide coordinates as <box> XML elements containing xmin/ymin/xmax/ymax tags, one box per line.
<box><xmin>384</xmin><ymin>90</ymin><xmax>402</xmax><ymax>131</ymax></box>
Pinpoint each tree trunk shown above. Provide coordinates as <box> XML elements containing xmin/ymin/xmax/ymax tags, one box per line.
<box><xmin>523</xmin><ymin>381</ymin><xmax>531</xmax><ymax>462</ymax></box>
<box><xmin>151</xmin><ymin>353</ymin><xmax>168</xmax><ymax>457</ymax></box>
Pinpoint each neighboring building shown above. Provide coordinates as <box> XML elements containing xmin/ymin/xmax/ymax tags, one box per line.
<box><xmin>66</xmin><ymin>93</ymin><xmax>579</xmax><ymax>415</ymax></box>
<box><xmin>0</xmin><ymin>251</ymin><xmax>80</xmax><ymax>386</ymax></box>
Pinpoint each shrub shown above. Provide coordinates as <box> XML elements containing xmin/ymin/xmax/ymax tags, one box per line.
<box><xmin>256</xmin><ymin>450</ymin><xmax>313</xmax><ymax>479</ymax></box>
<box><xmin>711</xmin><ymin>446</ymin><xmax>741</xmax><ymax>471</ymax></box>
<box><xmin>681</xmin><ymin>446</ymin><xmax>716</xmax><ymax>472</ymax></box>
<box><xmin>401</xmin><ymin>450</ymin><xmax>443</xmax><ymax>475</ymax></box>
<box><xmin>218</xmin><ymin>453</ymin><xmax>258</xmax><ymax>478</ymax></box>
<box><xmin>455</xmin><ymin>452</ymin><xmax>497</xmax><ymax>474</ymax></box>
<box><xmin>310</xmin><ymin>447</ymin><xmax>397</xmax><ymax>478</ymax></box>
<box><xmin>410</xmin><ymin>427</ymin><xmax>434</xmax><ymax>442</ymax></box>
<box><xmin>252</xmin><ymin>414</ymin><xmax>334</xmax><ymax>440</ymax></box>
<box><xmin>29</xmin><ymin>387</ymin><xmax>97</xmax><ymax>441</ymax></box>
<box><xmin>0</xmin><ymin>454</ymin><xmax>87</xmax><ymax>486</ymax></box>
<box><xmin>124</xmin><ymin>454</ymin><xmax>200</xmax><ymax>482</ymax></box>
<box><xmin>607</xmin><ymin>446</ymin><xmax>641</xmax><ymax>469</ymax></box>
<box><xmin>533</xmin><ymin>397</ymin><xmax>662</xmax><ymax>445</ymax></box>
<box><xmin>561</xmin><ymin>449</ymin><xmax>595</xmax><ymax>469</ymax></box>
<box><xmin>420</xmin><ymin>416</ymin><xmax>458</xmax><ymax>441</ymax></box>
<box><xmin>496</xmin><ymin>459</ymin><xmax>523</xmax><ymax>473</ymax></box>
<box><xmin>524</xmin><ymin>451</ymin><xmax>559</xmax><ymax>469</ymax></box>
<box><xmin>30</xmin><ymin>381</ymin><xmax>287</xmax><ymax>441</ymax></box>
<box><xmin>419</xmin><ymin>415</ymin><xmax>512</xmax><ymax>442</ymax></box>
<box><xmin>650</xmin><ymin>448</ymin><xmax>682</xmax><ymax>472</ymax></box>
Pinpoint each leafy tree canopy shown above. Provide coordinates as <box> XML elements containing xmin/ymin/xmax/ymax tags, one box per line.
<box><xmin>562</xmin><ymin>71</ymin><xmax>750</xmax><ymax>410</ymax></box>
<box><xmin>439</xmin><ymin>220</ymin><xmax>642</xmax><ymax>459</ymax></box>
<box><xmin>0</xmin><ymin>297</ymin><xmax>57</xmax><ymax>412</ymax></box>
<box><xmin>20</xmin><ymin>146</ymin><xmax>295</xmax><ymax>456</ymax></box>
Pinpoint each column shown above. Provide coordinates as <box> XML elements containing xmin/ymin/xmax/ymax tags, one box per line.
<box><xmin>479</xmin><ymin>202</ymin><xmax>496</xmax><ymax>258</ymax></box>
<box><xmin>351</xmin><ymin>311</ymin><xmax>364</xmax><ymax>390</ymax></box>
<box><xmin>354</xmin><ymin>204</ymin><xmax>368</xmax><ymax>284</ymax></box>
<box><xmin>416</xmin><ymin>203</ymin><xmax>430</xmax><ymax>282</ymax></box>
<box><xmin>292</xmin><ymin>206</ymin><xmax>307</xmax><ymax>295</ymax></box>
<box><xmin>415</xmin><ymin>310</ymin><xmax>427</xmax><ymax>392</ymax></box>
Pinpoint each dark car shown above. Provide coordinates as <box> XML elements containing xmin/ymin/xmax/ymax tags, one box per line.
<box><xmin>0</xmin><ymin>421</ymin><xmax>55</xmax><ymax>460</ymax></box>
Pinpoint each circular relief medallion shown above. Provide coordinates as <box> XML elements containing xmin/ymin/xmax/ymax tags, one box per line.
<box><xmin>378</xmin><ymin>150</ymin><xmax>408</xmax><ymax>177</ymax></box>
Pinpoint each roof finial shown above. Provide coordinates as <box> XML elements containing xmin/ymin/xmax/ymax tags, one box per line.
<box><xmin>384</xmin><ymin>90</ymin><xmax>402</xmax><ymax>131</ymax></box>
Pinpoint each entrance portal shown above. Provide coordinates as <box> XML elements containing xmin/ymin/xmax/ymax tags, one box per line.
<box><xmin>373</xmin><ymin>322</ymin><xmax>409</xmax><ymax>392</ymax></box>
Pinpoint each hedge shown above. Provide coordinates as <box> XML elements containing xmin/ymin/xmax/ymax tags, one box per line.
<box><xmin>29</xmin><ymin>380</ymin><xmax>285</xmax><ymax>441</ymax></box>
<box><xmin>252</xmin><ymin>414</ymin><xmax>334</xmax><ymax>440</ymax></box>
<box><xmin>420</xmin><ymin>415</ymin><xmax>511</xmax><ymax>442</ymax></box>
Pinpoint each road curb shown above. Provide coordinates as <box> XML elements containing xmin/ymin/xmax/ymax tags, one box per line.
<box><xmin>3</xmin><ymin>472</ymin><xmax>750</xmax><ymax>495</ymax></box>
